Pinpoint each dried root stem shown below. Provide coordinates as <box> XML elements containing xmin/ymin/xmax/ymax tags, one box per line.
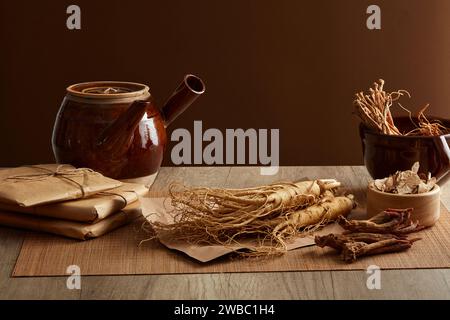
<box><xmin>315</xmin><ymin>208</ymin><xmax>424</xmax><ymax>262</ymax></box>
<box><xmin>405</xmin><ymin>104</ymin><xmax>449</xmax><ymax>136</ymax></box>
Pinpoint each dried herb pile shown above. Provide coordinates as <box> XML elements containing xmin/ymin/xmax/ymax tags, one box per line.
<box><xmin>370</xmin><ymin>162</ymin><xmax>436</xmax><ymax>194</ymax></box>
<box><xmin>315</xmin><ymin>208</ymin><xmax>424</xmax><ymax>262</ymax></box>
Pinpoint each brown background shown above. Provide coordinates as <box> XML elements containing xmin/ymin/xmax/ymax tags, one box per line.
<box><xmin>1</xmin><ymin>0</ymin><xmax>450</xmax><ymax>167</ymax></box>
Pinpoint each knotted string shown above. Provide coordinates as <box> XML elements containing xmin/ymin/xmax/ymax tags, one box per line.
<box><xmin>97</xmin><ymin>190</ymin><xmax>141</xmax><ymax>208</ymax></box>
<box><xmin>4</xmin><ymin>166</ymin><xmax>145</xmax><ymax>218</ymax></box>
<box><xmin>4</xmin><ymin>164</ymin><xmax>96</xmax><ymax>198</ymax></box>
<box><xmin>99</xmin><ymin>190</ymin><xmax>145</xmax><ymax>222</ymax></box>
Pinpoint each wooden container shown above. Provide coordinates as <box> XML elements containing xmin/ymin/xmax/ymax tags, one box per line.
<box><xmin>366</xmin><ymin>185</ymin><xmax>441</xmax><ymax>227</ymax></box>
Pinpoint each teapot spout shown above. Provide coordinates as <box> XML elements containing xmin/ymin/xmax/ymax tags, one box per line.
<box><xmin>97</xmin><ymin>100</ymin><xmax>149</xmax><ymax>154</ymax></box>
<box><xmin>161</xmin><ymin>74</ymin><xmax>205</xmax><ymax>127</ymax></box>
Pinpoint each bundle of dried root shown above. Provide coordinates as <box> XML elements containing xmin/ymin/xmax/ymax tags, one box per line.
<box><xmin>353</xmin><ymin>79</ymin><xmax>407</xmax><ymax>135</ymax></box>
<box><xmin>148</xmin><ymin>179</ymin><xmax>356</xmax><ymax>255</ymax></box>
<box><xmin>315</xmin><ymin>208</ymin><xmax>424</xmax><ymax>262</ymax></box>
<box><xmin>353</xmin><ymin>79</ymin><xmax>449</xmax><ymax>136</ymax></box>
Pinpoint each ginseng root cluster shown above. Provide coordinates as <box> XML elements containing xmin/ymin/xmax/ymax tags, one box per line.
<box><xmin>148</xmin><ymin>179</ymin><xmax>355</xmax><ymax>255</ymax></box>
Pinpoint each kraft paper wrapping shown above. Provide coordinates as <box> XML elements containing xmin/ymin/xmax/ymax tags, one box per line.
<box><xmin>141</xmin><ymin>197</ymin><xmax>343</xmax><ymax>262</ymax></box>
<box><xmin>0</xmin><ymin>164</ymin><xmax>122</xmax><ymax>207</ymax></box>
<box><xmin>0</xmin><ymin>183</ymin><xmax>148</xmax><ymax>223</ymax></box>
<box><xmin>0</xmin><ymin>201</ymin><xmax>142</xmax><ymax>240</ymax></box>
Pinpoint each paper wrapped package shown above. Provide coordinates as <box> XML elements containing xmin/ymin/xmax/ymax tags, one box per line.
<box><xmin>0</xmin><ymin>202</ymin><xmax>142</xmax><ymax>240</ymax></box>
<box><xmin>0</xmin><ymin>183</ymin><xmax>148</xmax><ymax>223</ymax></box>
<box><xmin>0</xmin><ymin>164</ymin><xmax>122</xmax><ymax>207</ymax></box>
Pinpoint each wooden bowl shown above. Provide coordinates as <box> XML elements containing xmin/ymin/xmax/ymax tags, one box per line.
<box><xmin>366</xmin><ymin>185</ymin><xmax>441</xmax><ymax>227</ymax></box>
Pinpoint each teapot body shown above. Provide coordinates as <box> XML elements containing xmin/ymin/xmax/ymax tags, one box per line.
<box><xmin>52</xmin><ymin>82</ymin><xmax>167</xmax><ymax>180</ymax></box>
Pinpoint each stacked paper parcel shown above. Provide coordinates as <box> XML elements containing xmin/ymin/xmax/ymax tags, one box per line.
<box><xmin>0</xmin><ymin>164</ymin><xmax>148</xmax><ymax>240</ymax></box>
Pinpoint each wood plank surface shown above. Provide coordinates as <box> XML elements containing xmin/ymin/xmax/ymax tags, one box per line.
<box><xmin>1</xmin><ymin>166</ymin><xmax>450</xmax><ymax>299</ymax></box>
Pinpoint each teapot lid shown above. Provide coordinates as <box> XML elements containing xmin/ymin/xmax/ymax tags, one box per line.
<box><xmin>67</xmin><ymin>81</ymin><xmax>150</xmax><ymax>100</ymax></box>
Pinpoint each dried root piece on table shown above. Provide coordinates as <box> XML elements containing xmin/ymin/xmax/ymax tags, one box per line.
<box><xmin>148</xmin><ymin>179</ymin><xmax>355</xmax><ymax>255</ymax></box>
<box><xmin>370</xmin><ymin>162</ymin><xmax>436</xmax><ymax>194</ymax></box>
<box><xmin>315</xmin><ymin>208</ymin><xmax>424</xmax><ymax>262</ymax></box>
<box><xmin>340</xmin><ymin>238</ymin><xmax>419</xmax><ymax>262</ymax></box>
<box><xmin>315</xmin><ymin>233</ymin><xmax>420</xmax><ymax>262</ymax></box>
<box><xmin>337</xmin><ymin>208</ymin><xmax>425</xmax><ymax>235</ymax></box>
<box><xmin>315</xmin><ymin>232</ymin><xmax>407</xmax><ymax>251</ymax></box>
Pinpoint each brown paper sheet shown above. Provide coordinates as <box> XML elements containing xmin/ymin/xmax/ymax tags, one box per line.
<box><xmin>0</xmin><ymin>202</ymin><xmax>142</xmax><ymax>240</ymax></box>
<box><xmin>0</xmin><ymin>164</ymin><xmax>122</xmax><ymax>207</ymax></box>
<box><xmin>0</xmin><ymin>183</ymin><xmax>148</xmax><ymax>223</ymax></box>
<box><xmin>141</xmin><ymin>197</ymin><xmax>343</xmax><ymax>262</ymax></box>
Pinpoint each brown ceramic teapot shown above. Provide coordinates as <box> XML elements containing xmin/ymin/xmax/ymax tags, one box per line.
<box><xmin>52</xmin><ymin>75</ymin><xmax>205</xmax><ymax>184</ymax></box>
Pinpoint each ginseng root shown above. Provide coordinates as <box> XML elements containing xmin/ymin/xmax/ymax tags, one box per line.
<box><xmin>273</xmin><ymin>195</ymin><xmax>355</xmax><ymax>241</ymax></box>
<box><xmin>147</xmin><ymin>179</ymin><xmax>354</xmax><ymax>255</ymax></box>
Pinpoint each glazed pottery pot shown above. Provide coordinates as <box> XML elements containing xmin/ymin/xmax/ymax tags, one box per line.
<box><xmin>367</xmin><ymin>185</ymin><xmax>441</xmax><ymax>227</ymax></box>
<box><xmin>359</xmin><ymin>116</ymin><xmax>450</xmax><ymax>185</ymax></box>
<box><xmin>52</xmin><ymin>75</ymin><xmax>205</xmax><ymax>185</ymax></box>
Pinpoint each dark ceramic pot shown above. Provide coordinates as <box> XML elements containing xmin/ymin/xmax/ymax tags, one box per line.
<box><xmin>359</xmin><ymin>116</ymin><xmax>450</xmax><ymax>185</ymax></box>
<box><xmin>52</xmin><ymin>75</ymin><xmax>205</xmax><ymax>183</ymax></box>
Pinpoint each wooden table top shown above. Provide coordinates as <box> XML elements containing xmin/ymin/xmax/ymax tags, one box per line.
<box><xmin>1</xmin><ymin>166</ymin><xmax>450</xmax><ymax>300</ymax></box>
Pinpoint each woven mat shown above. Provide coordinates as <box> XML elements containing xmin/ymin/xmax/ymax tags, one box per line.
<box><xmin>12</xmin><ymin>204</ymin><xmax>450</xmax><ymax>277</ymax></box>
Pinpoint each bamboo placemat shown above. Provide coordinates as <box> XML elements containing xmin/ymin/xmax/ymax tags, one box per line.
<box><xmin>12</xmin><ymin>204</ymin><xmax>450</xmax><ymax>277</ymax></box>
